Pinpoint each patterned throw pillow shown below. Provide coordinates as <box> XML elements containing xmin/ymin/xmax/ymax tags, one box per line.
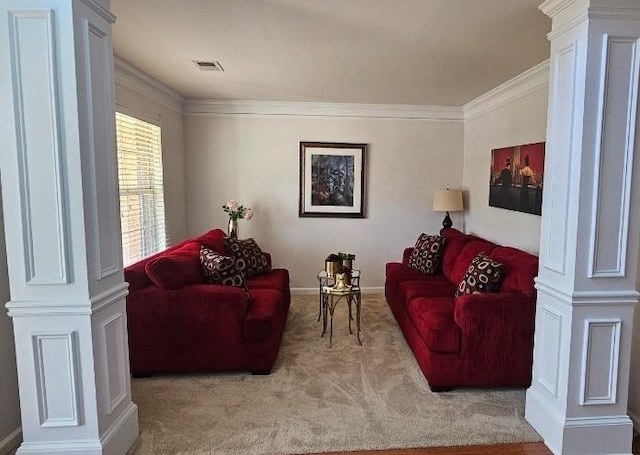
<box><xmin>455</xmin><ymin>253</ymin><xmax>505</xmax><ymax>298</ymax></box>
<box><xmin>407</xmin><ymin>234</ymin><xmax>446</xmax><ymax>275</ymax></box>
<box><xmin>224</xmin><ymin>238</ymin><xmax>271</xmax><ymax>279</ymax></box>
<box><xmin>200</xmin><ymin>246</ymin><xmax>247</xmax><ymax>290</ymax></box>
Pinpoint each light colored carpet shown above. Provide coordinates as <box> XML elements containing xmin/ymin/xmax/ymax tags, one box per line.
<box><xmin>129</xmin><ymin>293</ymin><xmax>541</xmax><ymax>455</ymax></box>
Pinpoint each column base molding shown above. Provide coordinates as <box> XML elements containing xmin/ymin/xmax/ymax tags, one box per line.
<box><xmin>16</xmin><ymin>402</ymin><xmax>138</xmax><ymax>455</ymax></box>
<box><xmin>527</xmin><ymin>386</ymin><xmax>633</xmax><ymax>455</ymax></box>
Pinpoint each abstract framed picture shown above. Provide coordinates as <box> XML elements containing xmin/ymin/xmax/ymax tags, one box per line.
<box><xmin>299</xmin><ymin>141</ymin><xmax>367</xmax><ymax>218</ymax></box>
<box><xmin>488</xmin><ymin>141</ymin><xmax>545</xmax><ymax>215</ymax></box>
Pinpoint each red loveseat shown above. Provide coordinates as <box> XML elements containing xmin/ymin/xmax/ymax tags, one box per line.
<box><xmin>385</xmin><ymin>228</ymin><xmax>538</xmax><ymax>390</ymax></box>
<box><xmin>124</xmin><ymin>229</ymin><xmax>290</xmax><ymax>376</ymax></box>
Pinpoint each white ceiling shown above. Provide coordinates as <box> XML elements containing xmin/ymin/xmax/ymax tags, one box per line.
<box><xmin>111</xmin><ymin>0</ymin><xmax>551</xmax><ymax>106</ymax></box>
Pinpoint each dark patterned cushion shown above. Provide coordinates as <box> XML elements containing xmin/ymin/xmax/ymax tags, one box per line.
<box><xmin>224</xmin><ymin>238</ymin><xmax>271</xmax><ymax>279</ymax></box>
<box><xmin>455</xmin><ymin>253</ymin><xmax>505</xmax><ymax>298</ymax></box>
<box><xmin>200</xmin><ymin>246</ymin><xmax>247</xmax><ymax>290</ymax></box>
<box><xmin>407</xmin><ymin>234</ymin><xmax>446</xmax><ymax>275</ymax></box>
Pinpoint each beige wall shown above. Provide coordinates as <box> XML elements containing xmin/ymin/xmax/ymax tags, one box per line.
<box><xmin>184</xmin><ymin>114</ymin><xmax>464</xmax><ymax>289</ymax></box>
<box><xmin>114</xmin><ymin>84</ymin><xmax>188</xmax><ymax>245</ymax></box>
<box><xmin>462</xmin><ymin>87</ymin><xmax>548</xmax><ymax>254</ymax></box>
<box><xmin>0</xmin><ymin>202</ymin><xmax>21</xmax><ymax>454</ymax></box>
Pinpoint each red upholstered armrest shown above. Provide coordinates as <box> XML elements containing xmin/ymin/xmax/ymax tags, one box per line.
<box><xmin>453</xmin><ymin>292</ymin><xmax>536</xmax><ymax>352</ymax></box>
<box><xmin>124</xmin><ymin>262</ymin><xmax>151</xmax><ymax>292</ymax></box>
<box><xmin>402</xmin><ymin>247</ymin><xmax>414</xmax><ymax>266</ymax></box>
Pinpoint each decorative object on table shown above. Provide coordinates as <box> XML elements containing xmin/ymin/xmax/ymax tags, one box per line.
<box><xmin>489</xmin><ymin>141</ymin><xmax>545</xmax><ymax>215</ymax></box>
<box><xmin>433</xmin><ymin>188</ymin><xmax>463</xmax><ymax>232</ymax></box>
<box><xmin>333</xmin><ymin>264</ymin><xmax>352</xmax><ymax>290</ymax></box>
<box><xmin>222</xmin><ymin>199</ymin><xmax>254</xmax><ymax>239</ymax></box>
<box><xmin>325</xmin><ymin>253</ymin><xmax>341</xmax><ymax>277</ymax></box>
<box><xmin>338</xmin><ymin>252</ymin><xmax>355</xmax><ymax>270</ymax></box>
<box><xmin>299</xmin><ymin>141</ymin><xmax>368</xmax><ymax>218</ymax></box>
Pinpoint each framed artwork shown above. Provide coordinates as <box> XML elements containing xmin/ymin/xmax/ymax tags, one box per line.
<box><xmin>488</xmin><ymin>141</ymin><xmax>545</xmax><ymax>215</ymax></box>
<box><xmin>299</xmin><ymin>141</ymin><xmax>367</xmax><ymax>218</ymax></box>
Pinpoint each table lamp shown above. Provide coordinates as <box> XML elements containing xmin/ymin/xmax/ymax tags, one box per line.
<box><xmin>433</xmin><ymin>189</ymin><xmax>464</xmax><ymax>231</ymax></box>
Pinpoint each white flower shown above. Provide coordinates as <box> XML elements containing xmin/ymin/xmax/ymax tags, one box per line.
<box><xmin>244</xmin><ymin>209</ymin><xmax>254</xmax><ymax>220</ymax></box>
<box><xmin>226</xmin><ymin>199</ymin><xmax>239</xmax><ymax>210</ymax></box>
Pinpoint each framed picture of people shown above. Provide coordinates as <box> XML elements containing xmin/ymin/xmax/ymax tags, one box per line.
<box><xmin>299</xmin><ymin>141</ymin><xmax>367</xmax><ymax>218</ymax></box>
<box><xmin>488</xmin><ymin>141</ymin><xmax>545</xmax><ymax>215</ymax></box>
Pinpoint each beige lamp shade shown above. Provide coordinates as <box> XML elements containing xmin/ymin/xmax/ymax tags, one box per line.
<box><xmin>433</xmin><ymin>189</ymin><xmax>464</xmax><ymax>212</ymax></box>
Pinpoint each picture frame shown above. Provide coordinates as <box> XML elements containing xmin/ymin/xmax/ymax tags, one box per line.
<box><xmin>488</xmin><ymin>141</ymin><xmax>545</xmax><ymax>215</ymax></box>
<box><xmin>299</xmin><ymin>141</ymin><xmax>367</xmax><ymax>218</ymax></box>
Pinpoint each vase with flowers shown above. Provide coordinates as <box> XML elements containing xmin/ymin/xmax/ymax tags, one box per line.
<box><xmin>222</xmin><ymin>199</ymin><xmax>254</xmax><ymax>239</ymax></box>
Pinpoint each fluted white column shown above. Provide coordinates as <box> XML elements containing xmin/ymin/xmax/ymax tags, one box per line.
<box><xmin>526</xmin><ymin>1</ymin><xmax>640</xmax><ymax>454</ymax></box>
<box><xmin>0</xmin><ymin>0</ymin><xmax>138</xmax><ymax>453</ymax></box>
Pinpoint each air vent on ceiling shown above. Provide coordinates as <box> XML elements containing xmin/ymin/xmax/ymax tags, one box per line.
<box><xmin>193</xmin><ymin>60</ymin><xmax>224</xmax><ymax>71</ymax></box>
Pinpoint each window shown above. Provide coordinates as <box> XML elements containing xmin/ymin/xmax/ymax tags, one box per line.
<box><xmin>115</xmin><ymin>112</ymin><xmax>167</xmax><ymax>266</ymax></box>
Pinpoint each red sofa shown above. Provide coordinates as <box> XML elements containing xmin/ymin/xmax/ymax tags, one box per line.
<box><xmin>385</xmin><ymin>228</ymin><xmax>538</xmax><ymax>390</ymax></box>
<box><xmin>124</xmin><ymin>229</ymin><xmax>290</xmax><ymax>376</ymax></box>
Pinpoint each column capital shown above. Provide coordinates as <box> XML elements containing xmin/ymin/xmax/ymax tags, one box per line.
<box><xmin>540</xmin><ymin>0</ymin><xmax>640</xmax><ymax>34</ymax></box>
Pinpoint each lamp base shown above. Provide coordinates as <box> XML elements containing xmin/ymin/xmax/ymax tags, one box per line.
<box><xmin>441</xmin><ymin>211</ymin><xmax>453</xmax><ymax>233</ymax></box>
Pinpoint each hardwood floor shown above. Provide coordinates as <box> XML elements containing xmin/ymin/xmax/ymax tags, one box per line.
<box><xmin>315</xmin><ymin>435</ymin><xmax>640</xmax><ymax>455</ymax></box>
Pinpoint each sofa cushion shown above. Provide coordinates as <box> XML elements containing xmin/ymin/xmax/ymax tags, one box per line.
<box><xmin>385</xmin><ymin>262</ymin><xmax>433</xmax><ymax>291</ymax></box>
<box><xmin>450</xmin><ymin>240</ymin><xmax>497</xmax><ymax>285</ymax></box>
<box><xmin>246</xmin><ymin>268</ymin><xmax>290</xmax><ymax>294</ymax></box>
<box><xmin>397</xmin><ymin>278</ymin><xmax>458</xmax><ymax>305</ymax></box>
<box><xmin>441</xmin><ymin>235</ymin><xmax>475</xmax><ymax>283</ymax></box>
<box><xmin>407</xmin><ymin>297</ymin><xmax>460</xmax><ymax>353</ymax></box>
<box><xmin>196</xmin><ymin>228</ymin><xmax>228</xmax><ymax>254</ymax></box>
<box><xmin>224</xmin><ymin>238</ymin><xmax>271</xmax><ymax>278</ymax></box>
<box><xmin>407</xmin><ymin>234</ymin><xmax>446</xmax><ymax>275</ymax></box>
<box><xmin>144</xmin><ymin>241</ymin><xmax>203</xmax><ymax>290</ymax></box>
<box><xmin>455</xmin><ymin>253</ymin><xmax>505</xmax><ymax>298</ymax></box>
<box><xmin>489</xmin><ymin>247</ymin><xmax>538</xmax><ymax>296</ymax></box>
<box><xmin>200</xmin><ymin>246</ymin><xmax>247</xmax><ymax>290</ymax></box>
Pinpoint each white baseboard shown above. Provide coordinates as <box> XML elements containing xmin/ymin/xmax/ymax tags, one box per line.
<box><xmin>0</xmin><ymin>427</ymin><xmax>21</xmax><ymax>455</ymax></box>
<box><xmin>291</xmin><ymin>287</ymin><xmax>384</xmax><ymax>295</ymax></box>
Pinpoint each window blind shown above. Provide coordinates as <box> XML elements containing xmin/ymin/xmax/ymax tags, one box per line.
<box><xmin>115</xmin><ymin>112</ymin><xmax>167</xmax><ymax>267</ymax></box>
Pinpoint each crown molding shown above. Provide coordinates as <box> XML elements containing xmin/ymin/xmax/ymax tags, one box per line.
<box><xmin>113</xmin><ymin>57</ymin><xmax>184</xmax><ymax>114</ymax></box>
<box><xmin>183</xmin><ymin>99</ymin><xmax>464</xmax><ymax>121</ymax></box>
<box><xmin>463</xmin><ymin>60</ymin><xmax>550</xmax><ymax>121</ymax></box>
<box><xmin>539</xmin><ymin>0</ymin><xmax>578</xmax><ymax>19</ymax></box>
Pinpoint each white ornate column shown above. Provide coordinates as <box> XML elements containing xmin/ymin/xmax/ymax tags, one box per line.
<box><xmin>526</xmin><ymin>1</ymin><xmax>640</xmax><ymax>454</ymax></box>
<box><xmin>0</xmin><ymin>0</ymin><xmax>138</xmax><ymax>453</ymax></box>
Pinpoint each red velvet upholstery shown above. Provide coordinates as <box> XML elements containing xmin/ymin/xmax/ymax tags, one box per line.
<box><xmin>449</xmin><ymin>240</ymin><xmax>497</xmax><ymax>285</ymax></box>
<box><xmin>196</xmin><ymin>228</ymin><xmax>228</xmax><ymax>253</ymax></box>
<box><xmin>407</xmin><ymin>297</ymin><xmax>460</xmax><ymax>353</ymax></box>
<box><xmin>145</xmin><ymin>240</ymin><xmax>203</xmax><ymax>290</ymax></box>
<box><xmin>385</xmin><ymin>228</ymin><xmax>537</xmax><ymax>389</ymax></box>
<box><xmin>124</xmin><ymin>229</ymin><xmax>290</xmax><ymax>376</ymax></box>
